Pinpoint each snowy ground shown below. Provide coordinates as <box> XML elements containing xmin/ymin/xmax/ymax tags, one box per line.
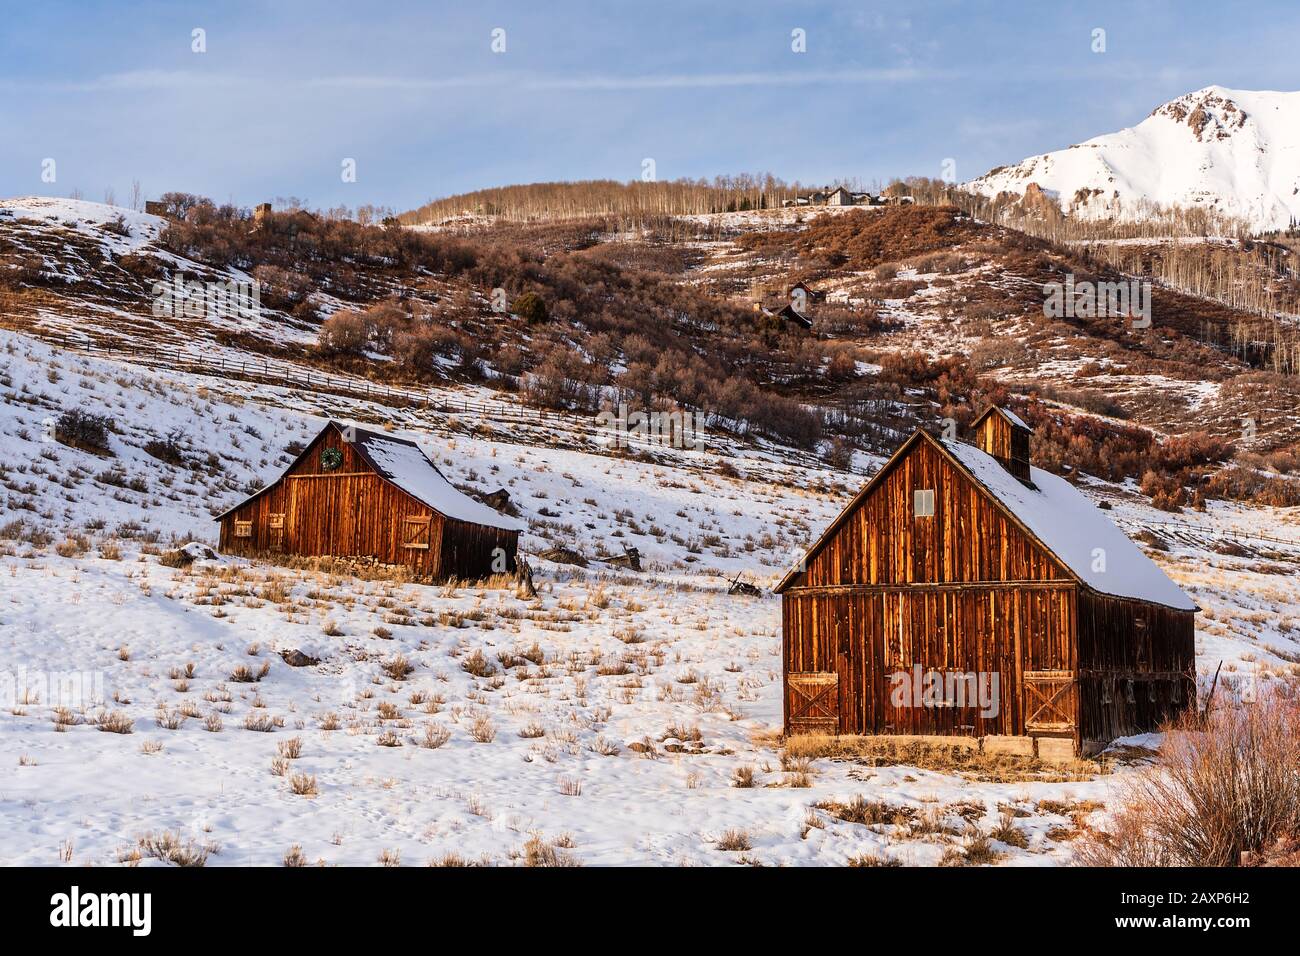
<box><xmin>2</xmin><ymin>326</ymin><xmax>1299</xmax><ymax>866</ymax></box>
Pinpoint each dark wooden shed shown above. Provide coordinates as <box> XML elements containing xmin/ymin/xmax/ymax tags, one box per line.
<box><xmin>775</xmin><ymin>407</ymin><xmax>1196</xmax><ymax>756</ymax></box>
<box><xmin>216</xmin><ymin>421</ymin><xmax>524</xmax><ymax>580</ymax></box>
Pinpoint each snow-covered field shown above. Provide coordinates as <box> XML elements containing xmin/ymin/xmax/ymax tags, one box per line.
<box><xmin>2</xmin><ymin>320</ymin><xmax>1299</xmax><ymax>865</ymax></box>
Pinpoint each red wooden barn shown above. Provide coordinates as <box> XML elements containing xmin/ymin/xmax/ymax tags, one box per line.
<box><xmin>775</xmin><ymin>407</ymin><xmax>1197</xmax><ymax>757</ymax></box>
<box><xmin>216</xmin><ymin>421</ymin><xmax>524</xmax><ymax>580</ymax></box>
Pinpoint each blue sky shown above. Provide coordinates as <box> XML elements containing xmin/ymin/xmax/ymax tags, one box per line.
<box><xmin>2</xmin><ymin>1</ymin><xmax>1297</xmax><ymax>212</ymax></box>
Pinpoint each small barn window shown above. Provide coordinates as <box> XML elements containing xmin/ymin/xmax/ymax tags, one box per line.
<box><xmin>913</xmin><ymin>489</ymin><xmax>935</xmax><ymax>517</ymax></box>
<box><xmin>402</xmin><ymin>516</ymin><xmax>431</xmax><ymax>550</ymax></box>
<box><xmin>234</xmin><ymin>520</ymin><xmax>252</xmax><ymax>538</ymax></box>
<box><xmin>269</xmin><ymin>514</ymin><xmax>285</xmax><ymax>529</ymax></box>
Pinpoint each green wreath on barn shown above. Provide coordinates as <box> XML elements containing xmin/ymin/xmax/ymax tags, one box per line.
<box><xmin>320</xmin><ymin>448</ymin><xmax>343</xmax><ymax>472</ymax></box>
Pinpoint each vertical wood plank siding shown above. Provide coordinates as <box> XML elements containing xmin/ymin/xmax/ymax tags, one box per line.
<box><xmin>799</xmin><ymin>441</ymin><xmax>1067</xmax><ymax>588</ymax></box>
<box><xmin>218</xmin><ymin>425</ymin><xmax>517</xmax><ymax>580</ymax></box>
<box><xmin>1075</xmin><ymin>591</ymin><xmax>1196</xmax><ymax>743</ymax></box>
<box><xmin>784</xmin><ymin>585</ymin><xmax>1076</xmax><ymax>737</ymax></box>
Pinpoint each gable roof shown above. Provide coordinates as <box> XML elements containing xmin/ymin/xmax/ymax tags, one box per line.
<box><xmin>216</xmin><ymin>422</ymin><xmax>525</xmax><ymax>533</ymax></box>
<box><xmin>775</xmin><ymin>429</ymin><xmax>1195</xmax><ymax>611</ymax></box>
<box><xmin>776</xmin><ymin>303</ymin><xmax>813</xmax><ymax>328</ymax></box>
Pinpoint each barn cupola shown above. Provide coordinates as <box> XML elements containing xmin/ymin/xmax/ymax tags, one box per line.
<box><xmin>972</xmin><ymin>406</ymin><xmax>1033</xmax><ymax>484</ymax></box>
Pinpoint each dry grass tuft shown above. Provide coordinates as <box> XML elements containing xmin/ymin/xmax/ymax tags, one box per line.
<box><xmin>715</xmin><ymin>828</ymin><xmax>753</xmax><ymax>852</ymax></box>
<box><xmin>520</xmin><ymin>834</ymin><xmax>580</xmax><ymax>867</ymax></box>
<box><xmin>230</xmin><ymin>661</ymin><xmax>270</xmax><ymax>683</ymax></box>
<box><xmin>461</xmin><ymin>648</ymin><xmax>496</xmax><ymax>678</ymax></box>
<box><xmin>95</xmin><ymin>710</ymin><xmax>134</xmax><ymax>734</ymax></box>
<box><xmin>418</xmin><ymin>723</ymin><xmax>452</xmax><ymax>749</ymax></box>
<box><xmin>469</xmin><ymin>714</ymin><xmax>497</xmax><ymax>743</ymax></box>
<box><xmin>381</xmin><ymin>654</ymin><xmax>414</xmax><ymax>681</ymax></box>
<box><xmin>283</xmin><ymin>844</ymin><xmax>307</xmax><ymax>867</ymax></box>
<box><xmin>136</xmin><ymin>831</ymin><xmax>214</xmax><ymax>867</ymax></box>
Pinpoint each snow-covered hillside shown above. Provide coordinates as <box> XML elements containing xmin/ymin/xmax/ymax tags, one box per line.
<box><xmin>2</xmin><ymin>327</ymin><xmax>1300</xmax><ymax>866</ymax></box>
<box><xmin>967</xmin><ymin>86</ymin><xmax>1300</xmax><ymax>231</ymax></box>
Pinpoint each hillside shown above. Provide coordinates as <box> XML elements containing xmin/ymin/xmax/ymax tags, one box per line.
<box><xmin>967</xmin><ymin>86</ymin><xmax>1300</xmax><ymax>232</ymax></box>
<box><xmin>3</xmin><ymin>324</ymin><xmax>1300</xmax><ymax>866</ymax></box>
<box><xmin>4</xmin><ymin>188</ymin><xmax>1300</xmax><ymax>866</ymax></box>
<box><xmin>6</xmin><ymin>195</ymin><xmax>1300</xmax><ymax>509</ymax></box>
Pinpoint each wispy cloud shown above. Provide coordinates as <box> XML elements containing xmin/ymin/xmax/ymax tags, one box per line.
<box><xmin>308</xmin><ymin>67</ymin><xmax>944</xmax><ymax>93</ymax></box>
<box><xmin>0</xmin><ymin>70</ymin><xmax>252</xmax><ymax>93</ymax></box>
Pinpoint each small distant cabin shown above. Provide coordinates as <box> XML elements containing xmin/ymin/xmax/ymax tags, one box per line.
<box><xmin>776</xmin><ymin>303</ymin><xmax>813</xmax><ymax>330</ymax></box>
<box><xmin>216</xmin><ymin>421</ymin><xmax>525</xmax><ymax>580</ymax></box>
<box><xmin>776</xmin><ymin>406</ymin><xmax>1196</xmax><ymax>756</ymax></box>
<box><xmin>826</xmin><ymin>186</ymin><xmax>855</xmax><ymax>206</ymax></box>
<box><xmin>788</xmin><ymin>281</ymin><xmax>827</xmax><ymax>304</ymax></box>
<box><xmin>143</xmin><ymin>200</ymin><xmax>169</xmax><ymax>217</ymax></box>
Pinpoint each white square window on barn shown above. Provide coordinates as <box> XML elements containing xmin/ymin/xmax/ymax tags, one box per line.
<box><xmin>913</xmin><ymin>489</ymin><xmax>935</xmax><ymax>517</ymax></box>
<box><xmin>234</xmin><ymin>520</ymin><xmax>253</xmax><ymax>538</ymax></box>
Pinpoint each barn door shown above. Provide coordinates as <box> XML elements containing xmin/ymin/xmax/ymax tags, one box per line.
<box><xmin>402</xmin><ymin>516</ymin><xmax>431</xmax><ymax>551</ymax></box>
<box><xmin>269</xmin><ymin>513</ymin><xmax>285</xmax><ymax>552</ymax></box>
<box><xmin>1023</xmin><ymin>670</ymin><xmax>1077</xmax><ymax>735</ymax></box>
<box><xmin>788</xmin><ymin>672</ymin><xmax>839</xmax><ymax>736</ymax></box>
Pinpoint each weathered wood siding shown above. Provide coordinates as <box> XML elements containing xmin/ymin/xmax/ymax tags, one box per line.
<box><xmin>1075</xmin><ymin>590</ymin><xmax>1195</xmax><ymax>744</ymax></box>
<box><xmin>797</xmin><ymin>439</ymin><xmax>1068</xmax><ymax>588</ymax></box>
<box><xmin>783</xmin><ymin>583</ymin><xmax>1076</xmax><ymax>737</ymax></box>
<box><xmin>783</xmin><ymin>438</ymin><xmax>1078</xmax><ymax>738</ymax></box>
<box><xmin>217</xmin><ymin>423</ymin><xmax>520</xmax><ymax>580</ymax></box>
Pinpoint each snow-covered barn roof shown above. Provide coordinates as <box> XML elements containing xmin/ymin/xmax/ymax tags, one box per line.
<box><xmin>776</xmin><ymin>429</ymin><xmax>1195</xmax><ymax>611</ymax></box>
<box><xmin>340</xmin><ymin>425</ymin><xmax>525</xmax><ymax>532</ymax></box>
<box><xmin>938</xmin><ymin>437</ymin><xmax>1194</xmax><ymax>610</ymax></box>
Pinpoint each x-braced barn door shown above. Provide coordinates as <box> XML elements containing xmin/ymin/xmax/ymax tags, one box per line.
<box><xmin>1023</xmin><ymin>670</ymin><xmax>1077</xmax><ymax>735</ymax></box>
<box><xmin>788</xmin><ymin>672</ymin><xmax>839</xmax><ymax>736</ymax></box>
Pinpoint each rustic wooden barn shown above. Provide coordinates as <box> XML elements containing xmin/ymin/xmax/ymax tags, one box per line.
<box><xmin>216</xmin><ymin>421</ymin><xmax>524</xmax><ymax>580</ymax></box>
<box><xmin>775</xmin><ymin>406</ymin><xmax>1196</xmax><ymax>756</ymax></box>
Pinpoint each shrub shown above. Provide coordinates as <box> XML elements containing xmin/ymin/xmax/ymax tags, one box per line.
<box><xmin>56</xmin><ymin>409</ymin><xmax>114</xmax><ymax>452</ymax></box>
<box><xmin>143</xmin><ymin>428</ymin><xmax>187</xmax><ymax>465</ymax></box>
<box><xmin>1076</xmin><ymin>688</ymin><xmax>1300</xmax><ymax>867</ymax></box>
<box><xmin>317</xmin><ymin>309</ymin><xmax>369</xmax><ymax>356</ymax></box>
<box><xmin>512</xmin><ymin>291</ymin><xmax>548</xmax><ymax>324</ymax></box>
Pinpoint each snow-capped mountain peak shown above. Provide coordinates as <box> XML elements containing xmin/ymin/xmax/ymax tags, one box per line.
<box><xmin>967</xmin><ymin>86</ymin><xmax>1300</xmax><ymax>230</ymax></box>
